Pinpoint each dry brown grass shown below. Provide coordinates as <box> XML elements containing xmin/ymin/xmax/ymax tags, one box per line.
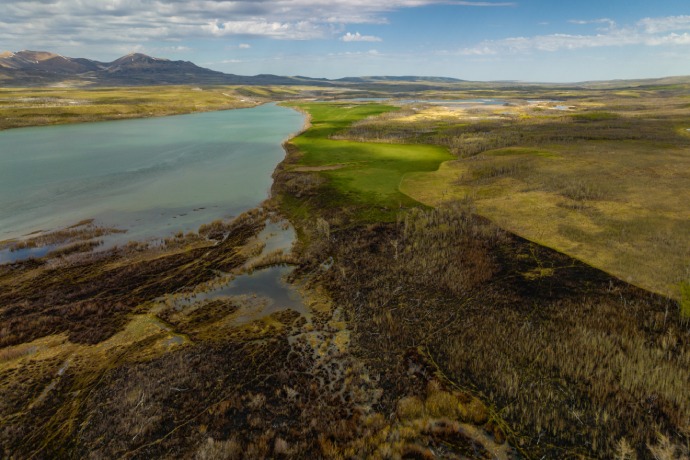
<box><xmin>390</xmin><ymin>96</ymin><xmax>690</xmax><ymax>301</ymax></box>
<box><xmin>291</xmin><ymin>201</ymin><xmax>689</xmax><ymax>459</ymax></box>
<box><xmin>325</xmin><ymin>92</ymin><xmax>690</xmax><ymax>301</ymax></box>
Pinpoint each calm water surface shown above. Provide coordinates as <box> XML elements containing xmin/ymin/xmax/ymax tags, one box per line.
<box><xmin>0</xmin><ymin>104</ymin><xmax>304</xmax><ymax>242</ymax></box>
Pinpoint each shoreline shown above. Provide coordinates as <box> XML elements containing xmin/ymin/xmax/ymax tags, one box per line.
<box><xmin>0</xmin><ymin>102</ymin><xmax>306</xmax><ymax>264</ymax></box>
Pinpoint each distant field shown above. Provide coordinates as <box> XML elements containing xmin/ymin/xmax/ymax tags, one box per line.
<box><xmin>334</xmin><ymin>92</ymin><xmax>690</xmax><ymax>299</ymax></box>
<box><xmin>0</xmin><ymin>86</ymin><xmax>294</xmax><ymax>130</ymax></box>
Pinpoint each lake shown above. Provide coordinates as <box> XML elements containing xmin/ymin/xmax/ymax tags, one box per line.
<box><xmin>0</xmin><ymin>104</ymin><xmax>304</xmax><ymax>244</ymax></box>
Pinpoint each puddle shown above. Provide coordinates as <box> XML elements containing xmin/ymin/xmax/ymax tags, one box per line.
<box><xmin>0</xmin><ymin>244</ymin><xmax>56</xmax><ymax>263</ymax></box>
<box><xmin>165</xmin><ymin>219</ymin><xmax>307</xmax><ymax>327</ymax></box>
<box><xmin>189</xmin><ymin>265</ymin><xmax>307</xmax><ymax>326</ymax></box>
<box><xmin>257</xmin><ymin>219</ymin><xmax>296</xmax><ymax>255</ymax></box>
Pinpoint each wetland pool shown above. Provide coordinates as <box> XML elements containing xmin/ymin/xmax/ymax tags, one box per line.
<box><xmin>0</xmin><ymin>103</ymin><xmax>304</xmax><ymax>247</ymax></box>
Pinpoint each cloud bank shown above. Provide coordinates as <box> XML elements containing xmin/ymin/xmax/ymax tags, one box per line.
<box><xmin>0</xmin><ymin>0</ymin><xmax>513</xmax><ymax>49</ymax></box>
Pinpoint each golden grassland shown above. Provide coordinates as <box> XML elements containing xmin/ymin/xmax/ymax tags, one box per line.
<box><xmin>332</xmin><ymin>92</ymin><xmax>690</xmax><ymax>300</ymax></box>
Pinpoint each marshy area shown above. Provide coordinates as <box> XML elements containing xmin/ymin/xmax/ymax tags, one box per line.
<box><xmin>0</xmin><ymin>205</ymin><xmax>518</xmax><ymax>459</ymax></box>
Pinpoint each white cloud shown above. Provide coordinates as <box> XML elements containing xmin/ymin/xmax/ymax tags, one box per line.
<box><xmin>645</xmin><ymin>32</ymin><xmax>690</xmax><ymax>46</ymax></box>
<box><xmin>341</xmin><ymin>32</ymin><xmax>382</xmax><ymax>42</ymax></box>
<box><xmin>638</xmin><ymin>15</ymin><xmax>690</xmax><ymax>34</ymax></box>
<box><xmin>456</xmin><ymin>15</ymin><xmax>690</xmax><ymax>56</ymax></box>
<box><xmin>569</xmin><ymin>18</ymin><xmax>616</xmax><ymax>28</ymax></box>
<box><xmin>328</xmin><ymin>49</ymin><xmax>381</xmax><ymax>56</ymax></box>
<box><xmin>238</xmin><ymin>43</ymin><xmax>251</xmax><ymax>49</ymax></box>
<box><xmin>0</xmin><ymin>0</ymin><xmax>515</xmax><ymax>49</ymax></box>
<box><xmin>203</xmin><ymin>19</ymin><xmax>326</xmax><ymax>40</ymax></box>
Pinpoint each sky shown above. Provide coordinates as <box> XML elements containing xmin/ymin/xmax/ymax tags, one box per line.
<box><xmin>2</xmin><ymin>0</ymin><xmax>690</xmax><ymax>82</ymax></box>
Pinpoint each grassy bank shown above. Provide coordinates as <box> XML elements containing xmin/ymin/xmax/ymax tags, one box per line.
<box><xmin>281</xmin><ymin>102</ymin><xmax>453</xmax><ymax>221</ymax></box>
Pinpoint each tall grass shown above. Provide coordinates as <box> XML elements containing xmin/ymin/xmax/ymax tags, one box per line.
<box><xmin>299</xmin><ymin>202</ymin><xmax>690</xmax><ymax>459</ymax></box>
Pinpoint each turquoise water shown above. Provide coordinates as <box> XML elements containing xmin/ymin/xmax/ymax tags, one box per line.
<box><xmin>0</xmin><ymin>104</ymin><xmax>304</xmax><ymax>243</ymax></box>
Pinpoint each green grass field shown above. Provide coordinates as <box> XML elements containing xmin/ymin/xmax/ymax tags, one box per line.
<box><xmin>285</xmin><ymin>102</ymin><xmax>454</xmax><ymax>220</ymax></box>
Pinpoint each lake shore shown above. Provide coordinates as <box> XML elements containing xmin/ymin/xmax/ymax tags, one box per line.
<box><xmin>0</xmin><ymin>103</ymin><xmax>304</xmax><ymax>257</ymax></box>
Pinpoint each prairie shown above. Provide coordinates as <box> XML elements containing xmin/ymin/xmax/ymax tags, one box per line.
<box><xmin>329</xmin><ymin>91</ymin><xmax>690</xmax><ymax>300</ymax></box>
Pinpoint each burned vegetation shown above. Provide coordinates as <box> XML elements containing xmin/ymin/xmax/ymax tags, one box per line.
<box><xmin>291</xmin><ymin>203</ymin><xmax>689</xmax><ymax>458</ymax></box>
<box><xmin>0</xmin><ymin>205</ymin><xmax>518</xmax><ymax>459</ymax></box>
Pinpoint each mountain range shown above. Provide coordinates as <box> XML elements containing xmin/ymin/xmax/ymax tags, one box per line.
<box><xmin>0</xmin><ymin>50</ymin><xmax>317</xmax><ymax>86</ymax></box>
<box><xmin>0</xmin><ymin>50</ymin><xmax>467</xmax><ymax>87</ymax></box>
<box><xmin>1</xmin><ymin>50</ymin><xmax>688</xmax><ymax>89</ymax></box>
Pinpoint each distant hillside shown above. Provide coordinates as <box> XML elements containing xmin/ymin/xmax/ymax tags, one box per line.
<box><xmin>1</xmin><ymin>50</ymin><xmax>689</xmax><ymax>89</ymax></box>
<box><xmin>335</xmin><ymin>76</ymin><xmax>465</xmax><ymax>83</ymax></box>
<box><xmin>0</xmin><ymin>50</ymin><xmax>323</xmax><ymax>87</ymax></box>
<box><xmin>0</xmin><ymin>50</ymin><xmax>469</xmax><ymax>87</ymax></box>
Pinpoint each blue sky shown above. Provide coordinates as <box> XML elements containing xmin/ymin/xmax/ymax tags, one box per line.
<box><xmin>3</xmin><ymin>0</ymin><xmax>690</xmax><ymax>81</ymax></box>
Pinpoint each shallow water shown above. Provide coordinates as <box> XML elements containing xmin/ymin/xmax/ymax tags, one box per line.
<box><xmin>0</xmin><ymin>245</ymin><xmax>56</xmax><ymax>263</ymax></box>
<box><xmin>0</xmin><ymin>104</ymin><xmax>304</xmax><ymax>243</ymax></box>
<box><xmin>187</xmin><ymin>265</ymin><xmax>307</xmax><ymax>326</ymax></box>
<box><xmin>257</xmin><ymin>220</ymin><xmax>296</xmax><ymax>254</ymax></box>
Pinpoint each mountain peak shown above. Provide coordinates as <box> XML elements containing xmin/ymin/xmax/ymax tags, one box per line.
<box><xmin>114</xmin><ymin>53</ymin><xmax>169</xmax><ymax>63</ymax></box>
<box><xmin>15</xmin><ymin>50</ymin><xmax>61</xmax><ymax>62</ymax></box>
